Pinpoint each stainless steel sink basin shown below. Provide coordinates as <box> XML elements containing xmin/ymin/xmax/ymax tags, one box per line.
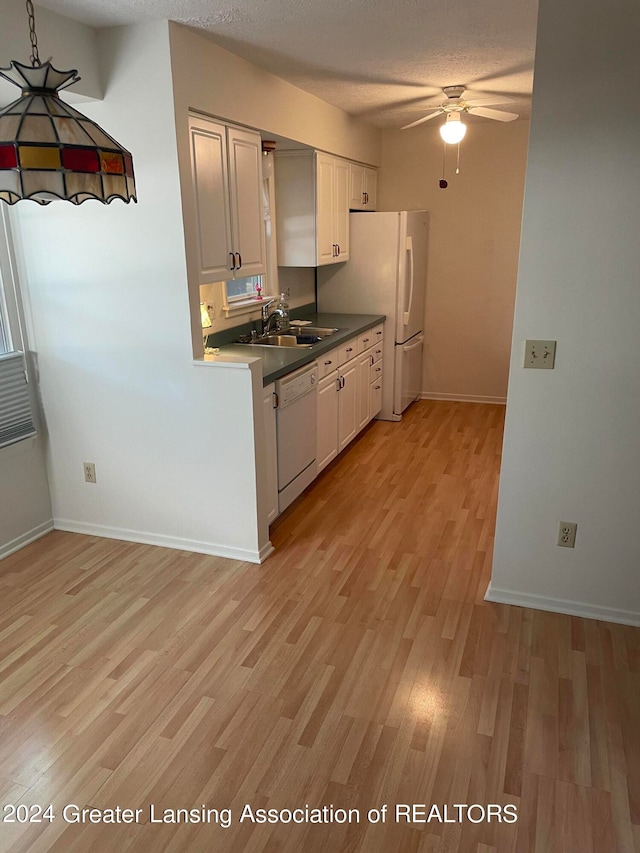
<box><xmin>252</xmin><ymin>335</ymin><xmax>313</xmax><ymax>348</ymax></box>
<box><xmin>294</xmin><ymin>326</ymin><xmax>340</xmax><ymax>337</ymax></box>
<box><xmin>235</xmin><ymin>327</ymin><xmax>341</xmax><ymax>348</ymax></box>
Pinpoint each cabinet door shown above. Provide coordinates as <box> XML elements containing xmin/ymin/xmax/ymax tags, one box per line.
<box><xmin>227</xmin><ymin>126</ymin><xmax>266</xmax><ymax>278</ymax></box>
<box><xmin>317</xmin><ymin>371</ymin><xmax>339</xmax><ymax>472</ymax></box>
<box><xmin>338</xmin><ymin>360</ymin><xmax>358</xmax><ymax>450</ymax></box>
<box><xmin>349</xmin><ymin>163</ymin><xmax>377</xmax><ymax>211</ymax></box>
<box><xmin>357</xmin><ymin>352</ymin><xmax>371</xmax><ymax>433</ymax></box>
<box><xmin>315</xmin><ymin>152</ymin><xmax>336</xmax><ymax>265</ymax></box>
<box><xmin>262</xmin><ymin>384</ymin><xmax>279</xmax><ymax>524</ymax></box>
<box><xmin>334</xmin><ymin>157</ymin><xmax>350</xmax><ymax>261</ymax></box>
<box><xmin>349</xmin><ymin>162</ymin><xmax>365</xmax><ymax>210</ymax></box>
<box><xmin>363</xmin><ymin>166</ymin><xmax>377</xmax><ymax>210</ymax></box>
<box><xmin>189</xmin><ymin>116</ymin><xmax>234</xmax><ymax>283</ymax></box>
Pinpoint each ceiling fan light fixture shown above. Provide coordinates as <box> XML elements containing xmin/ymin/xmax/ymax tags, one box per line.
<box><xmin>439</xmin><ymin>112</ymin><xmax>467</xmax><ymax>145</ymax></box>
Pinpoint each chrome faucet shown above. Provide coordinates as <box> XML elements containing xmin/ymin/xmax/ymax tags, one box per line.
<box><xmin>261</xmin><ymin>299</ymin><xmax>284</xmax><ymax>335</ymax></box>
<box><xmin>263</xmin><ymin>308</ymin><xmax>285</xmax><ymax>335</ymax></box>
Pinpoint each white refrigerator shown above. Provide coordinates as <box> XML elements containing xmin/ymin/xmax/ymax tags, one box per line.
<box><xmin>317</xmin><ymin>210</ymin><xmax>428</xmax><ymax>421</ymax></box>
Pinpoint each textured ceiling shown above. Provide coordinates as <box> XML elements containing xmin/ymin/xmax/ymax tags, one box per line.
<box><xmin>36</xmin><ymin>0</ymin><xmax>539</xmax><ymax>128</ymax></box>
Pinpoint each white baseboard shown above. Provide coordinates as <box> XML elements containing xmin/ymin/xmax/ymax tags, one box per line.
<box><xmin>0</xmin><ymin>519</ymin><xmax>54</xmax><ymax>560</ymax></box>
<box><xmin>420</xmin><ymin>392</ymin><xmax>507</xmax><ymax>405</ymax></box>
<box><xmin>54</xmin><ymin>519</ymin><xmax>270</xmax><ymax>565</ymax></box>
<box><xmin>484</xmin><ymin>581</ymin><xmax>640</xmax><ymax>627</ymax></box>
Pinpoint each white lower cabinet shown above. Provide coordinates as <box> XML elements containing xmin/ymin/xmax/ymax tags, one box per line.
<box><xmin>315</xmin><ymin>329</ymin><xmax>387</xmax><ymax>475</ymax></box>
<box><xmin>262</xmin><ymin>383</ymin><xmax>279</xmax><ymax>524</ymax></box>
<box><xmin>317</xmin><ymin>369</ymin><xmax>339</xmax><ymax>473</ymax></box>
<box><xmin>338</xmin><ymin>358</ymin><xmax>358</xmax><ymax>451</ymax></box>
<box><xmin>356</xmin><ymin>351</ymin><xmax>371</xmax><ymax>432</ymax></box>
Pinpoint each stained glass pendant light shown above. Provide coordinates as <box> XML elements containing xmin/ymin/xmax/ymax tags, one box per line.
<box><xmin>0</xmin><ymin>0</ymin><xmax>136</xmax><ymax>205</ymax></box>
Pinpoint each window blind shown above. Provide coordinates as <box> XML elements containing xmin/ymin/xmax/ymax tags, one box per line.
<box><xmin>0</xmin><ymin>351</ymin><xmax>36</xmax><ymax>449</ymax></box>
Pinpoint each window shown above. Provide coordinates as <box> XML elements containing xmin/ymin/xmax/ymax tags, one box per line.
<box><xmin>0</xmin><ymin>290</ymin><xmax>9</xmax><ymax>354</ymax></box>
<box><xmin>0</xmin><ymin>208</ymin><xmax>37</xmax><ymax>449</ymax></box>
<box><xmin>225</xmin><ymin>274</ymin><xmax>264</xmax><ymax>303</ymax></box>
<box><xmin>0</xmin><ymin>215</ymin><xmax>14</xmax><ymax>355</ymax></box>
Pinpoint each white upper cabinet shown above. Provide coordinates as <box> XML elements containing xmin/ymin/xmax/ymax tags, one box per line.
<box><xmin>189</xmin><ymin>114</ymin><xmax>266</xmax><ymax>283</ymax></box>
<box><xmin>349</xmin><ymin>162</ymin><xmax>377</xmax><ymax>211</ymax></box>
<box><xmin>275</xmin><ymin>150</ymin><xmax>349</xmax><ymax>267</ymax></box>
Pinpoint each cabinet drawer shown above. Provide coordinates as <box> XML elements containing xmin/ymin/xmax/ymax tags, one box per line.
<box><xmin>357</xmin><ymin>330</ymin><xmax>375</xmax><ymax>353</ymax></box>
<box><xmin>338</xmin><ymin>340</ymin><xmax>357</xmax><ymax>365</ymax></box>
<box><xmin>372</xmin><ymin>324</ymin><xmax>384</xmax><ymax>344</ymax></box>
<box><xmin>370</xmin><ymin>375</ymin><xmax>383</xmax><ymax>419</ymax></box>
<box><xmin>371</xmin><ymin>342</ymin><xmax>384</xmax><ymax>363</ymax></box>
<box><xmin>370</xmin><ymin>358</ymin><xmax>383</xmax><ymax>384</ymax></box>
<box><xmin>317</xmin><ymin>350</ymin><xmax>339</xmax><ymax>379</ymax></box>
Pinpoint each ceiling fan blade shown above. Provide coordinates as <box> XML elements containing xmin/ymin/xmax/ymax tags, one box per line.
<box><xmin>468</xmin><ymin>106</ymin><xmax>519</xmax><ymax>122</ymax></box>
<box><xmin>465</xmin><ymin>97</ymin><xmax>512</xmax><ymax>107</ymax></box>
<box><xmin>401</xmin><ymin>110</ymin><xmax>442</xmax><ymax>130</ymax></box>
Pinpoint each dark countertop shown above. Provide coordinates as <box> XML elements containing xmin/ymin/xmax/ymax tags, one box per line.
<box><xmin>217</xmin><ymin>312</ymin><xmax>385</xmax><ymax>385</ymax></box>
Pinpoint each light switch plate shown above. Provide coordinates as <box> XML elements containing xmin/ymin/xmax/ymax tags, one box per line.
<box><xmin>524</xmin><ymin>339</ymin><xmax>556</xmax><ymax>369</ymax></box>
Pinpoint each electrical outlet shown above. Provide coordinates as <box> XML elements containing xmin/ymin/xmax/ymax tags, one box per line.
<box><xmin>83</xmin><ymin>462</ymin><xmax>96</xmax><ymax>484</ymax></box>
<box><xmin>557</xmin><ymin>521</ymin><xmax>577</xmax><ymax>548</ymax></box>
<box><xmin>524</xmin><ymin>339</ymin><xmax>556</xmax><ymax>369</ymax></box>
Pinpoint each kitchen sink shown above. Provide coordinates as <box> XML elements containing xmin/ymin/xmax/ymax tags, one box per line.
<box><xmin>295</xmin><ymin>326</ymin><xmax>340</xmax><ymax>337</ymax></box>
<box><xmin>247</xmin><ymin>335</ymin><xmax>314</xmax><ymax>348</ymax></box>
<box><xmin>235</xmin><ymin>327</ymin><xmax>341</xmax><ymax>348</ymax></box>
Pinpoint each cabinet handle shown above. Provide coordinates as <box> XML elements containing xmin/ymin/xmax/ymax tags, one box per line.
<box><xmin>337</xmin><ymin>244</ymin><xmax>341</xmax><ymax>255</ymax></box>
<box><xmin>376</xmin><ymin>330</ymin><xmax>383</xmax><ymax>336</ymax></box>
<box><xmin>273</xmin><ymin>392</ymin><xmax>279</xmax><ymax>408</ymax></box>
<box><xmin>229</xmin><ymin>252</ymin><xmax>236</xmax><ymax>270</ymax></box>
<box><xmin>375</xmin><ymin>367</ymin><xmax>382</xmax><ymax>373</ymax></box>
<box><xmin>324</xmin><ymin>360</ymin><xmax>333</xmax><ymax>365</ymax></box>
<box><xmin>363</xmin><ymin>338</ymin><xmax>369</xmax><ymax>343</ymax></box>
<box><xmin>336</xmin><ymin>377</ymin><xmax>342</xmax><ymax>391</ymax></box>
<box><xmin>236</xmin><ymin>252</ymin><xmax>242</xmax><ymax>269</ymax></box>
<box><xmin>346</xmin><ymin>347</ymin><xmax>353</xmax><ymax>353</ymax></box>
<box><xmin>364</xmin><ymin>192</ymin><xmax>368</xmax><ymax>204</ymax></box>
<box><xmin>370</xmin><ymin>355</ymin><xmax>374</xmax><ymax>366</ymax></box>
<box><xmin>374</xmin><ymin>384</ymin><xmax>381</xmax><ymax>390</ymax></box>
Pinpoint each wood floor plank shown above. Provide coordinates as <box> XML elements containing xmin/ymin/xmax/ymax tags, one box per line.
<box><xmin>0</xmin><ymin>400</ymin><xmax>637</xmax><ymax>852</ymax></box>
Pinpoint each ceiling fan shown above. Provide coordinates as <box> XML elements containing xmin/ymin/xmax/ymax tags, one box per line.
<box><xmin>401</xmin><ymin>85</ymin><xmax>519</xmax><ymax>142</ymax></box>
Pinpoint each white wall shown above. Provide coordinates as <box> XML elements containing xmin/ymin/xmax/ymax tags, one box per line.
<box><xmin>12</xmin><ymin>21</ymin><xmax>269</xmax><ymax>562</ymax></box>
<box><xmin>0</xmin><ymin>436</ymin><xmax>52</xmax><ymax>558</ymax></box>
<box><xmin>488</xmin><ymin>0</ymin><xmax>640</xmax><ymax>625</ymax></box>
<box><xmin>378</xmin><ymin>121</ymin><xmax>529</xmax><ymax>403</ymax></box>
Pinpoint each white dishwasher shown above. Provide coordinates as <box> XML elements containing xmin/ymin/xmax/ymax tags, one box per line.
<box><xmin>275</xmin><ymin>362</ymin><xmax>318</xmax><ymax>513</ymax></box>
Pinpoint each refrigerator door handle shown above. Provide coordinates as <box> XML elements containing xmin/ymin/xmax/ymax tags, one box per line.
<box><xmin>403</xmin><ymin>235</ymin><xmax>414</xmax><ymax>325</ymax></box>
<box><xmin>403</xmin><ymin>333</ymin><xmax>424</xmax><ymax>352</ymax></box>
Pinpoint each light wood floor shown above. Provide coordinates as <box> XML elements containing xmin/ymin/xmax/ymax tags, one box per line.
<box><xmin>1</xmin><ymin>400</ymin><xmax>638</xmax><ymax>852</ymax></box>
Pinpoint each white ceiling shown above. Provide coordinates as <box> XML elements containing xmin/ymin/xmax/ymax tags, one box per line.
<box><xmin>37</xmin><ymin>0</ymin><xmax>539</xmax><ymax>129</ymax></box>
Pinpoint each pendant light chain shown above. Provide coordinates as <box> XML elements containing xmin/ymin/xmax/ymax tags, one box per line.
<box><xmin>26</xmin><ymin>0</ymin><xmax>41</xmax><ymax>67</ymax></box>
